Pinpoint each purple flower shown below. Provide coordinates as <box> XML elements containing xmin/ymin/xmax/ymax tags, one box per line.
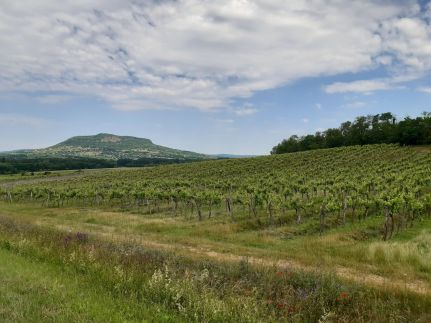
<box><xmin>63</xmin><ymin>235</ymin><xmax>73</xmax><ymax>246</ymax></box>
<box><xmin>75</xmin><ymin>232</ymin><xmax>89</xmax><ymax>243</ymax></box>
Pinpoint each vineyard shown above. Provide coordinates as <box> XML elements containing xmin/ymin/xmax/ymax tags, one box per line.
<box><xmin>2</xmin><ymin>144</ymin><xmax>431</xmax><ymax>240</ymax></box>
<box><xmin>1</xmin><ymin>144</ymin><xmax>431</xmax><ymax>322</ymax></box>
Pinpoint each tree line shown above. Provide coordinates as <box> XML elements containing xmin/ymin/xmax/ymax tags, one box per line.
<box><xmin>0</xmin><ymin>156</ymin><xmax>203</xmax><ymax>174</ymax></box>
<box><xmin>0</xmin><ymin>157</ymin><xmax>116</xmax><ymax>174</ymax></box>
<box><xmin>271</xmin><ymin>112</ymin><xmax>431</xmax><ymax>154</ymax></box>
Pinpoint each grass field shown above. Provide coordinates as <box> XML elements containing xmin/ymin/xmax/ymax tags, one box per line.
<box><xmin>1</xmin><ymin>145</ymin><xmax>431</xmax><ymax>322</ymax></box>
<box><xmin>0</xmin><ymin>248</ymin><xmax>181</xmax><ymax>323</ymax></box>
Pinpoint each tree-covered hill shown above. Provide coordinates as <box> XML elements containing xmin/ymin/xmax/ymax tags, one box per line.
<box><xmin>2</xmin><ymin>133</ymin><xmax>210</xmax><ymax>161</ymax></box>
<box><xmin>0</xmin><ymin>133</ymin><xmax>214</xmax><ymax>173</ymax></box>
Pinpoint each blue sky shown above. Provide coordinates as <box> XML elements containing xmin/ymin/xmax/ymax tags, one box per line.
<box><xmin>1</xmin><ymin>0</ymin><xmax>431</xmax><ymax>155</ymax></box>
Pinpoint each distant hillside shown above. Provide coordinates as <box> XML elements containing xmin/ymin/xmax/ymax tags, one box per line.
<box><xmin>4</xmin><ymin>133</ymin><xmax>210</xmax><ymax>161</ymax></box>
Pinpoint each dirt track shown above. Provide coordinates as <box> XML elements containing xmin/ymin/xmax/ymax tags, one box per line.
<box><xmin>1</xmin><ymin>206</ymin><xmax>429</xmax><ymax>296</ymax></box>
<box><xmin>88</xmin><ymin>229</ymin><xmax>430</xmax><ymax>296</ymax></box>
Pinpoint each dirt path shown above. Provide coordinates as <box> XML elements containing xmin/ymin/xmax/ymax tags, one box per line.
<box><xmin>88</xmin><ymin>230</ymin><xmax>430</xmax><ymax>296</ymax></box>
<box><xmin>165</xmin><ymin>243</ymin><xmax>430</xmax><ymax>295</ymax></box>
<box><xmin>3</xmin><ymin>212</ymin><xmax>429</xmax><ymax>296</ymax></box>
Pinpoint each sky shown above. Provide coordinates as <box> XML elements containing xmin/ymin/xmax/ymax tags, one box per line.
<box><xmin>1</xmin><ymin>0</ymin><xmax>431</xmax><ymax>155</ymax></box>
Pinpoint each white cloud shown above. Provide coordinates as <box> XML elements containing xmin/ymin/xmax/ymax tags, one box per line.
<box><xmin>302</xmin><ymin>118</ymin><xmax>309</xmax><ymax>124</ymax></box>
<box><xmin>325</xmin><ymin>4</ymin><xmax>431</xmax><ymax>95</ymax></box>
<box><xmin>234</xmin><ymin>104</ymin><xmax>258</xmax><ymax>116</ymax></box>
<box><xmin>380</xmin><ymin>15</ymin><xmax>431</xmax><ymax>76</ymax></box>
<box><xmin>418</xmin><ymin>87</ymin><xmax>431</xmax><ymax>93</ymax></box>
<box><xmin>0</xmin><ymin>0</ymin><xmax>428</xmax><ymax>111</ymax></box>
<box><xmin>325</xmin><ymin>80</ymin><xmax>392</xmax><ymax>94</ymax></box>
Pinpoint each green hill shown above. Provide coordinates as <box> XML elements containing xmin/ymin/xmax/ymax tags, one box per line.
<box><xmin>7</xmin><ymin>133</ymin><xmax>209</xmax><ymax>161</ymax></box>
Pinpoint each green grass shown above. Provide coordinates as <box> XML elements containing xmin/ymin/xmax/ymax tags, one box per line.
<box><xmin>1</xmin><ymin>216</ymin><xmax>431</xmax><ymax>322</ymax></box>
<box><xmin>1</xmin><ymin>201</ymin><xmax>430</xmax><ymax>289</ymax></box>
<box><xmin>0</xmin><ymin>248</ymin><xmax>180</xmax><ymax>323</ymax></box>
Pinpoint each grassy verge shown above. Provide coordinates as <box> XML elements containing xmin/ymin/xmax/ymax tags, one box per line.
<box><xmin>0</xmin><ymin>248</ymin><xmax>180</xmax><ymax>323</ymax></box>
<box><xmin>1</xmin><ymin>215</ymin><xmax>431</xmax><ymax>322</ymax></box>
<box><xmin>1</xmin><ymin>201</ymin><xmax>430</xmax><ymax>286</ymax></box>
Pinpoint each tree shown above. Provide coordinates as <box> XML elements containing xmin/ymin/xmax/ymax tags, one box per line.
<box><xmin>272</xmin><ymin>112</ymin><xmax>430</xmax><ymax>154</ymax></box>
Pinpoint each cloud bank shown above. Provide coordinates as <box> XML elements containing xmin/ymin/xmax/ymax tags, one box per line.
<box><xmin>0</xmin><ymin>0</ymin><xmax>430</xmax><ymax>110</ymax></box>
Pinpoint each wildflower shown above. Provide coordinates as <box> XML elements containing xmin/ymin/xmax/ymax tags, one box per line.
<box><xmin>114</xmin><ymin>265</ymin><xmax>124</xmax><ymax>279</ymax></box>
<box><xmin>340</xmin><ymin>292</ymin><xmax>349</xmax><ymax>299</ymax></box>
<box><xmin>337</xmin><ymin>292</ymin><xmax>350</xmax><ymax>302</ymax></box>
<box><xmin>75</xmin><ymin>232</ymin><xmax>88</xmax><ymax>243</ymax></box>
<box><xmin>296</xmin><ymin>288</ymin><xmax>309</xmax><ymax>300</ymax></box>
<box><xmin>243</xmin><ymin>288</ymin><xmax>252</xmax><ymax>295</ymax></box>
<box><xmin>63</xmin><ymin>235</ymin><xmax>72</xmax><ymax>246</ymax></box>
<box><xmin>276</xmin><ymin>303</ymin><xmax>285</xmax><ymax>309</ymax></box>
<box><xmin>200</xmin><ymin>268</ymin><xmax>209</xmax><ymax>281</ymax></box>
<box><xmin>276</xmin><ymin>271</ymin><xmax>284</xmax><ymax>277</ymax></box>
<box><xmin>287</xmin><ymin>305</ymin><xmax>297</xmax><ymax>313</ymax></box>
<box><xmin>149</xmin><ymin>269</ymin><xmax>164</xmax><ymax>287</ymax></box>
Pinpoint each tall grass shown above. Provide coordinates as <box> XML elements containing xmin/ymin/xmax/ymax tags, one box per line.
<box><xmin>367</xmin><ymin>231</ymin><xmax>431</xmax><ymax>274</ymax></box>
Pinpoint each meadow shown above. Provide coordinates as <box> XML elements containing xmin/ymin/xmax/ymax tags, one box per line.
<box><xmin>1</xmin><ymin>144</ymin><xmax>431</xmax><ymax>322</ymax></box>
